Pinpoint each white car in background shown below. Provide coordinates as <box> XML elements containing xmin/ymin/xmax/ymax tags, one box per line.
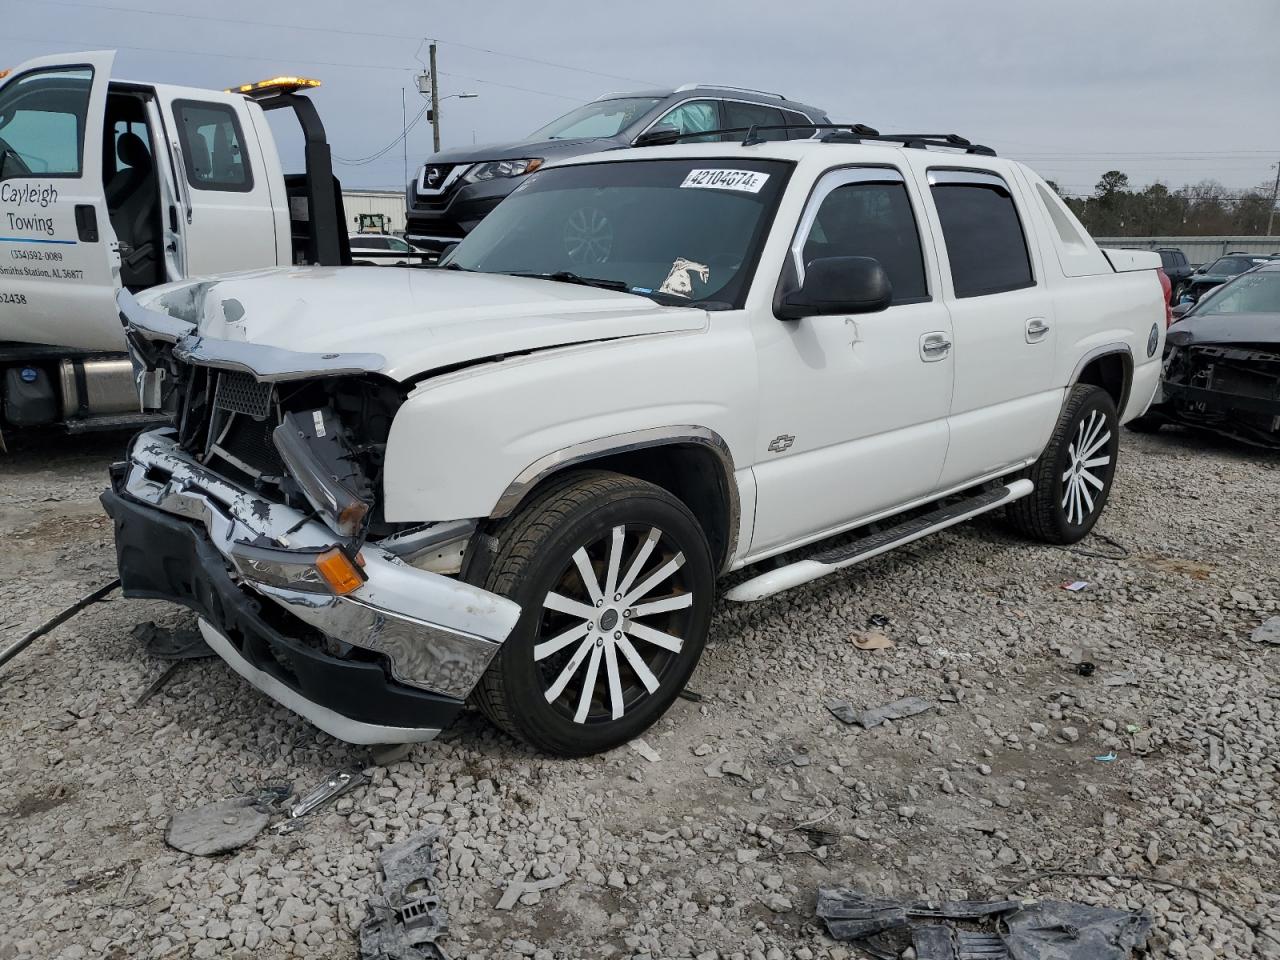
<box><xmin>348</xmin><ymin>233</ymin><xmax>414</xmax><ymax>266</ymax></box>
<box><xmin>106</xmin><ymin>127</ymin><xmax>1167</xmax><ymax>757</ymax></box>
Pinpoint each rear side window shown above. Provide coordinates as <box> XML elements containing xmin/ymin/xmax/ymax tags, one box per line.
<box><xmin>801</xmin><ymin>178</ymin><xmax>929</xmax><ymax>304</ymax></box>
<box><xmin>930</xmin><ymin>171</ymin><xmax>1033</xmax><ymax>297</ymax></box>
<box><xmin>724</xmin><ymin>101</ymin><xmax>787</xmax><ymax>141</ymax></box>
<box><xmin>783</xmin><ymin>109</ymin><xmax>817</xmax><ymax>140</ymax></box>
<box><xmin>173</xmin><ymin>99</ymin><xmax>252</xmax><ymax>192</ymax></box>
<box><xmin>0</xmin><ymin>65</ymin><xmax>92</xmax><ymax>179</ymax></box>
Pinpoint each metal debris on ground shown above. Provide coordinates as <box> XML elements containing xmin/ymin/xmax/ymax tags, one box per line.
<box><xmin>1094</xmin><ymin>752</ymin><xmax>1118</xmax><ymax>762</ymax></box>
<box><xmin>1252</xmin><ymin>616</ymin><xmax>1280</xmax><ymax>646</ymax></box>
<box><xmin>133</xmin><ymin>662</ymin><xmax>184</xmax><ymax>707</ymax></box>
<box><xmin>0</xmin><ymin>578</ymin><xmax>120</xmax><ymax>675</ymax></box>
<box><xmin>856</xmin><ymin>696</ymin><xmax>934</xmax><ymax>729</ymax></box>
<box><xmin>359</xmin><ymin>828</ymin><xmax>448</xmax><ymax>960</ymax></box>
<box><xmin>131</xmin><ymin>620</ymin><xmax>213</xmax><ymax>660</ymax></box>
<box><xmin>815</xmin><ymin>886</ymin><xmax>1153</xmax><ymax>960</ymax></box>
<box><xmin>165</xmin><ymin>798</ymin><xmax>271</xmax><ymax>857</ymax></box>
<box><xmin>852</xmin><ymin>629</ymin><xmax>894</xmax><ymax>651</ymax></box>
<box><xmin>1061</xmin><ymin>580</ymin><xmax>1090</xmax><ymax>592</ymax></box>
<box><xmin>290</xmin><ymin>768</ymin><xmax>368</xmax><ymax>820</ymax></box>
<box><xmin>867</xmin><ymin>613</ymin><xmax>891</xmax><ymax>628</ymax></box>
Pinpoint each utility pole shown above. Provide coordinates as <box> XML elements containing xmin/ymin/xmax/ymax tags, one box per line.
<box><xmin>401</xmin><ymin>87</ymin><xmax>408</xmax><ymax>185</ymax></box>
<box><xmin>1267</xmin><ymin>161</ymin><xmax>1279</xmax><ymax>237</ymax></box>
<box><xmin>429</xmin><ymin>42</ymin><xmax>441</xmax><ymax>153</ymax></box>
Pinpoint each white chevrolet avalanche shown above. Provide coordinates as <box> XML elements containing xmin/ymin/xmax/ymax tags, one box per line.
<box><xmin>105</xmin><ymin>130</ymin><xmax>1168</xmax><ymax>756</ymax></box>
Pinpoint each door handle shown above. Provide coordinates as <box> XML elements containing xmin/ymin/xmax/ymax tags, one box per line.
<box><xmin>919</xmin><ymin>332</ymin><xmax>952</xmax><ymax>362</ymax></box>
<box><xmin>1025</xmin><ymin>317</ymin><xmax>1050</xmax><ymax>343</ymax></box>
<box><xmin>74</xmin><ymin>205</ymin><xmax>99</xmax><ymax>242</ymax></box>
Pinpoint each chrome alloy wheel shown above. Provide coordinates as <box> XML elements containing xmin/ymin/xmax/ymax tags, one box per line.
<box><xmin>1061</xmin><ymin>409</ymin><xmax>1112</xmax><ymax>526</ymax></box>
<box><xmin>533</xmin><ymin>525</ymin><xmax>693</xmax><ymax>724</ymax></box>
<box><xmin>563</xmin><ymin>206</ymin><xmax>613</xmax><ymax>264</ymax></box>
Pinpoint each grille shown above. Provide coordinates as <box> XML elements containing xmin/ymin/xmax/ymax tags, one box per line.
<box><xmin>418</xmin><ymin>163</ymin><xmax>458</xmax><ymax>194</ymax></box>
<box><xmin>214</xmin><ymin>414</ymin><xmax>285</xmax><ymax>478</ymax></box>
<box><xmin>214</xmin><ymin>371</ymin><xmax>273</xmax><ymax>420</ymax></box>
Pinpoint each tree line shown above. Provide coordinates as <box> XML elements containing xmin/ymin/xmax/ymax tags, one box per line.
<box><xmin>1049</xmin><ymin>171</ymin><xmax>1279</xmax><ymax>237</ymax></box>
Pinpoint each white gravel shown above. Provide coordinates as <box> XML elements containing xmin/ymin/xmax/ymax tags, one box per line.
<box><xmin>0</xmin><ymin>426</ymin><xmax>1277</xmax><ymax>960</ymax></box>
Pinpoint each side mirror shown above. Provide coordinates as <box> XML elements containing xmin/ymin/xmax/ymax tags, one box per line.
<box><xmin>634</xmin><ymin>125</ymin><xmax>681</xmax><ymax>147</ymax></box>
<box><xmin>1171</xmin><ymin>301</ymin><xmax>1193</xmax><ymax>320</ymax></box>
<box><xmin>775</xmin><ymin>256</ymin><xmax>892</xmax><ymax>321</ymax></box>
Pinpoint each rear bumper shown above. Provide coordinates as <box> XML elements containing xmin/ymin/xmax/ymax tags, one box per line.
<box><xmin>103</xmin><ymin>429</ymin><xmax>521</xmax><ymax>742</ymax></box>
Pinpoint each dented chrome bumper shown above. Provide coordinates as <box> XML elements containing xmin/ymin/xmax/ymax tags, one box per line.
<box><xmin>113</xmin><ymin>429</ymin><xmax>520</xmax><ymax>705</ymax></box>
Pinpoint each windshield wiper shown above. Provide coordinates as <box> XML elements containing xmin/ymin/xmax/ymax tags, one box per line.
<box><xmin>512</xmin><ymin>271</ymin><xmax>631</xmax><ymax>292</ymax></box>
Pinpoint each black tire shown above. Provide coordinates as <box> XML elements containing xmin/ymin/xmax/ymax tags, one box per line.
<box><xmin>468</xmin><ymin>470</ymin><xmax>714</xmax><ymax>757</ymax></box>
<box><xmin>1007</xmin><ymin>384</ymin><xmax>1120</xmax><ymax>545</ymax></box>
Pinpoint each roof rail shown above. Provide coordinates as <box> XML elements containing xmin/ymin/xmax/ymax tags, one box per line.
<box><xmin>639</xmin><ymin>123</ymin><xmax>997</xmax><ymax>155</ymax></box>
<box><xmin>674</xmin><ymin>82</ymin><xmax>786</xmax><ymax>100</ymax></box>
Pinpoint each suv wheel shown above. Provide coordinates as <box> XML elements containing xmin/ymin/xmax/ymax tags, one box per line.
<box><xmin>469</xmin><ymin>471</ymin><xmax>713</xmax><ymax>757</ymax></box>
<box><xmin>1008</xmin><ymin>384</ymin><xmax>1120</xmax><ymax>544</ymax></box>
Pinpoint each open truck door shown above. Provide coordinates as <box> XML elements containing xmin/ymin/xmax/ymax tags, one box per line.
<box><xmin>0</xmin><ymin>50</ymin><xmax>124</xmax><ymax>351</ymax></box>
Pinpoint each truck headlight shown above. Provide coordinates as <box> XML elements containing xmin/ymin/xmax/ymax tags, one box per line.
<box><xmin>463</xmin><ymin>158</ymin><xmax>543</xmax><ymax>183</ymax></box>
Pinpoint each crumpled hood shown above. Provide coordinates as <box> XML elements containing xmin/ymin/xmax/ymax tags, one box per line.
<box><xmin>134</xmin><ymin>266</ymin><xmax>707</xmax><ymax>381</ymax></box>
<box><xmin>1168</xmin><ymin>312</ymin><xmax>1280</xmax><ymax>347</ymax></box>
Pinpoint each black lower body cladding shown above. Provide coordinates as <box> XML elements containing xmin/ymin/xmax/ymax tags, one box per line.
<box><xmin>101</xmin><ymin>481</ymin><xmax>465</xmax><ymax>733</ymax></box>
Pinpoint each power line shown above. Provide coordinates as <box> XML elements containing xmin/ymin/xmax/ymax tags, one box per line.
<box><xmin>6</xmin><ymin>34</ymin><xmax>583</xmax><ymax>100</ymax></box>
<box><xmin>28</xmin><ymin>0</ymin><xmax>656</xmax><ymax>86</ymax></box>
<box><xmin>333</xmin><ymin>102</ymin><xmax>431</xmax><ymax>165</ymax></box>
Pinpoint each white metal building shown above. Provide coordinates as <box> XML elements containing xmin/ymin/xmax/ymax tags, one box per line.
<box><xmin>341</xmin><ymin>190</ymin><xmax>407</xmax><ymax>234</ymax></box>
<box><xmin>1094</xmin><ymin>236</ymin><xmax>1280</xmax><ymax>265</ymax></box>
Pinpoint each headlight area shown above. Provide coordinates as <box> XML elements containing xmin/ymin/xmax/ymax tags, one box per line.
<box><xmin>462</xmin><ymin>158</ymin><xmax>543</xmax><ymax>183</ymax></box>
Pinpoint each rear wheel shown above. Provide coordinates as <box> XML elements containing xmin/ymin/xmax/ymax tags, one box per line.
<box><xmin>1008</xmin><ymin>384</ymin><xmax>1120</xmax><ymax>544</ymax></box>
<box><xmin>469</xmin><ymin>471</ymin><xmax>714</xmax><ymax>757</ymax></box>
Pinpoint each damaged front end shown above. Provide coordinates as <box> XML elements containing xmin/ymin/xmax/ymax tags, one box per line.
<box><xmin>105</xmin><ymin>289</ymin><xmax>521</xmax><ymax>743</ymax></box>
<box><xmin>1155</xmin><ymin>335</ymin><xmax>1280</xmax><ymax>448</ymax></box>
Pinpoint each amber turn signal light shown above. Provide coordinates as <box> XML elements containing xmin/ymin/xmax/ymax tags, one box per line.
<box><xmin>315</xmin><ymin>548</ymin><xmax>365</xmax><ymax>595</ymax></box>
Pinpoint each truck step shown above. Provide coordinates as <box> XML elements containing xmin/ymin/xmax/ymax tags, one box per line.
<box><xmin>724</xmin><ymin>479</ymin><xmax>1034</xmax><ymax>602</ymax></box>
<box><xmin>64</xmin><ymin>412</ymin><xmax>166</xmax><ymax>434</ymax></box>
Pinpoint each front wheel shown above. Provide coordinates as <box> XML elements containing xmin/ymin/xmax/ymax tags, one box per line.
<box><xmin>468</xmin><ymin>471</ymin><xmax>714</xmax><ymax>757</ymax></box>
<box><xmin>1008</xmin><ymin>384</ymin><xmax>1120</xmax><ymax>544</ymax></box>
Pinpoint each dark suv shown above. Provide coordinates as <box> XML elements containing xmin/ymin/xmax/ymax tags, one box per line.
<box><xmin>404</xmin><ymin>85</ymin><xmax>830</xmax><ymax>251</ymax></box>
<box><xmin>1155</xmin><ymin>247</ymin><xmax>1192</xmax><ymax>300</ymax></box>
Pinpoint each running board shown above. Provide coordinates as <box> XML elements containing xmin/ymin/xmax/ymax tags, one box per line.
<box><xmin>724</xmin><ymin>479</ymin><xmax>1034</xmax><ymax>602</ymax></box>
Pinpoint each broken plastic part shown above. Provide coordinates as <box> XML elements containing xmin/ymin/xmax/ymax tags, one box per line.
<box><xmin>359</xmin><ymin>828</ymin><xmax>448</xmax><ymax>960</ymax></box>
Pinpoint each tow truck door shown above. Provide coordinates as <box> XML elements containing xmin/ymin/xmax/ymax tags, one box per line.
<box><xmin>0</xmin><ymin>50</ymin><xmax>123</xmax><ymax>351</ymax></box>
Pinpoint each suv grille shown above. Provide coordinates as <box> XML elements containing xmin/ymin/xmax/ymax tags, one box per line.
<box><xmin>418</xmin><ymin>163</ymin><xmax>459</xmax><ymax>194</ymax></box>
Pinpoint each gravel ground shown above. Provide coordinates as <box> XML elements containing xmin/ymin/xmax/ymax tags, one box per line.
<box><xmin>0</xmin><ymin>425</ymin><xmax>1277</xmax><ymax>960</ymax></box>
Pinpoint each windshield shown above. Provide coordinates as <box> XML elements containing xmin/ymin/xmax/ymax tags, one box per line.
<box><xmin>1194</xmin><ymin>271</ymin><xmax>1280</xmax><ymax>315</ymax></box>
<box><xmin>1205</xmin><ymin>256</ymin><xmax>1262</xmax><ymax>275</ymax></box>
<box><xmin>442</xmin><ymin>158</ymin><xmax>791</xmax><ymax>308</ymax></box>
<box><xmin>529</xmin><ymin>98</ymin><xmax>662</xmax><ymax>140</ymax></box>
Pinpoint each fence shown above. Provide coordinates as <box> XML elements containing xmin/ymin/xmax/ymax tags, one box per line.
<box><xmin>1093</xmin><ymin>236</ymin><xmax>1280</xmax><ymax>265</ymax></box>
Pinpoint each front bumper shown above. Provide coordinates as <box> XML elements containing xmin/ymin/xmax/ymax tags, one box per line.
<box><xmin>103</xmin><ymin>429</ymin><xmax>521</xmax><ymax>743</ymax></box>
<box><xmin>405</xmin><ymin>182</ymin><xmax>512</xmax><ymax>249</ymax></box>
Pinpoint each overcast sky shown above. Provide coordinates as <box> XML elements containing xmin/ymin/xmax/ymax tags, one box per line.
<box><xmin>6</xmin><ymin>0</ymin><xmax>1278</xmax><ymax>196</ymax></box>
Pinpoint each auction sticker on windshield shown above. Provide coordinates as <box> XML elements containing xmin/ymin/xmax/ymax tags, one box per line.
<box><xmin>680</xmin><ymin>169</ymin><xmax>770</xmax><ymax>193</ymax></box>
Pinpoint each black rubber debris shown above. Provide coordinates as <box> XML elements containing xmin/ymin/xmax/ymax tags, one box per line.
<box><xmin>815</xmin><ymin>886</ymin><xmax>1154</xmax><ymax>960</ymax></box>
<box><xmin>132</xmin><ymin>620</ymin><xmax>213</xmax><ymax>660</ymax></box>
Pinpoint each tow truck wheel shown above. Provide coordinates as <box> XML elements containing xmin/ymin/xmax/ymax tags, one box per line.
<box><xmin>1007</xmin><ymin>384</ymin><xmax>1120</xmax><ymax>545</ymax></box>
<box><xmin>468</xmin><ymin>471</ymin><xmax>714</xmax><ymax>757</ymax></box>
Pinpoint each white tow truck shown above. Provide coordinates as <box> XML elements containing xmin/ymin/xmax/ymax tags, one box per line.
<box><xmin>104</xmin><ymin>123</ymin><xmax>1169</xmax><ymax>757</ymax></box>
<box><xmin>0</xmin><ymin>51</ymin><xmax>353</xmax><ymax>441</ymax></box>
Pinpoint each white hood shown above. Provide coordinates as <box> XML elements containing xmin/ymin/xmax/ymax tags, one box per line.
<box><xmin>134</xmin><ymin>266</ymin><xmax>708</xmax><ymax>381</ymax></box>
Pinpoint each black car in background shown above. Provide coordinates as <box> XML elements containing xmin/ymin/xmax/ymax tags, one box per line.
<box><xmin>1156</xmin><ymin>247</ymin><xmax>1193</xmax><ymax>299</ymax></box>
<box><xmin>1132</xmin><ymin>261</ymin><xmax>1280</xmax><ymax>447</ymax></box>
<box><xmin>1178</xmin><ymin>254</ymin><xmax>1271</xmax><ymax>304</ymax></box>
<box><xmin>404</xmin><ymin>85</ymin><xmax>830</xmax><ymax>252</ymax></box>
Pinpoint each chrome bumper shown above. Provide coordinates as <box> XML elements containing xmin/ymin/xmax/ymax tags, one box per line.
<box><xmin>120</xmin><ymin>429</ymin><xmax>520</xmax><ymax>700</ymax></box>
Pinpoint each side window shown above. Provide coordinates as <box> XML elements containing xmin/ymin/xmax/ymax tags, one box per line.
<box><xmin>0</xmin><ymin>66</ymin><xmax>92</xmax><ymax>179</ymax></box>
<box><xmin>930</xmin><ymin>171</ymin><xmax>1033</xmax><ymax>297</ymax></box>
<box><xmin>783</xmin><ymin>109</ymin><xmax>817</xmax><ymax>140</ymax></box>
<box><xmin>388</xmin><ymin>237</ymin><xmax>410</xmax><ymax>253</ymax></box>
<box><xmin>108</xmin><ymin>119</ymin><xmax>151</xmax><ymax>178</ymax></box>
<box><xmin>724</xmin><ymin>101</ymin><xmax>786</xmax><ymax>141</ymax></box>
<box><xmin>655</xmin><ymin>100</ymin><xmax>721</xmax><ymax>143</ymax></box>
<box><xmin>799</xmin><ymin>175</ymin><xmax>929</xmax><ymax>304</ymax></box>
<box><xmin>173</xmin><ymin>99</ymin><xmax>252</xmax><ymax>192</ymax></box>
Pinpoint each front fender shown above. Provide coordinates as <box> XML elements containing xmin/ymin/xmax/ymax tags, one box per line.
<box><xmin>380</xmin><ymin>329</ymin><xmax>757</xmax><ymax>530</ymax></box>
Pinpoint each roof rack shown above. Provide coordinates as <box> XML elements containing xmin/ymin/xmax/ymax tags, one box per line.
<box><xmin>642</xmin><ymin>123</ymin><xmax>996</xmax><ymax>156</ymax></box>
<box><xmin>674</xmin><ymin>82</ymin><xmax>786</xmax><ymax>100</ymax></box>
